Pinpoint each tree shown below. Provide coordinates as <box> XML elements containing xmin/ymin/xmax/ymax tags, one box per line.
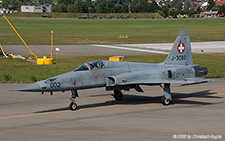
<box><xmin>58</xmin><ymin>0</ymin><xmax>74</xmax><ymax>5</ymax></box>
<box><xmin>133</xmin><ymin>3</ymin><xmax>142</xmax><ymax>13</ymax></box>
<box><xmin>74</xmin><ymin>0</ymin><xmax>83</xmax><ymax>13</ymax></box>
<box><xmin>169</xmin><ymin>10</ymin><xmax>177</xmax><ymax>18</ymax></box>
<box><xmin>218</xmin><ymin>6</ymin><xmax>225</xmax><ymax>14</ymax></box>
<box><xmin>82</xmin><ymin>3</ymin><xmax>88</xmax><ymax>13</ymax></box>
<box><xmin>106</xmin><ymin>1</ymin><xmax>116</xmax><ymax>13</ymax></box>
<box><xmin>132</xmin><ymin>0</ymin><xmax>147</xmax><ymax>5</ymax></box>
<box><xmin>157</xmin><ymin>10</ymin><xmax>165</xmax><ymax>17</ymax></box>
<box><xmin>172</xmin><ymin>0</ymin><xmax>183</xmax><ymax>11</ymax></box>
<box><xmin>162</xmin><ymin>5</ymin><xmax>169</xmax><ymax>17</ymax></box>
<box><xmin>121</xmin><ymin>3</ymin><xmax>129</xmax><ymax>13</ymax></box>
<box><xmin>67</xmin><ymin>4</ymin><xmax>72</xmax><ymax>13</ymax></box>
<box><xmin>55</xmin><ymin>3</ymin><xmax>67</xmax><ymax>12</ymax></box>
<box><xmin>196</xmin><ymin>7</ymin><xmax>203</xmax><ymax>13</ymax></box>
<box><xmin>142</xmin><ymin>3</ymin><xmax>149</xmax><ymax>13</ymax></box>
<box><xmin>1</xmin><ymin>0</ymin><xmax>9</xmax><ymax>8</ymax></box>
<box><xmin>96</xmin><ymin>1</ymin><xmax>106</xmax><ymax>13</ymax></box>
<box><xmin>149</xmin><ymin>0</ymin><xmax>160</xmax><ymax>12</ymax></box>
<box><xmin>183</xmin><ymin>0</ymin><xmax>190</xmax><ymax>11</ymax></box>
<box><xmin>207</xmin><ymin>0</ymin><xmax>215</xmax><ymax>11</ymax></box>
<box><xmin>40</xmin><ymin>0</ymin><xmax>53</xmax><ymax>5</ymax></box>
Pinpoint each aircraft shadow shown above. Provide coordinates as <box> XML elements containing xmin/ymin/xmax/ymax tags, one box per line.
<box><xmin>34</xmin><ymin>90</ymin><xmax>219</xmax><ymax>114</ymax></box>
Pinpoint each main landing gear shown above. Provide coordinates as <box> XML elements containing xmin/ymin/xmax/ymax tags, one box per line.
<box><xmin>161</xmin><ymin>83</ymin><xmax>172</xmax><ymax>105</ymax></box>
<box><xmin>114</xmin><ymin>90</ymin><xmax>123</xmax><ymax>100</ymax></box>
<box><xmin>69</xmin><ymin>90</ymin><xmax>79</xmax><ymax>110</ymax></box>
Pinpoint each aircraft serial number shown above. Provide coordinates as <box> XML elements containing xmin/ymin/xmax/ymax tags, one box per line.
<box><xmin>171</xmin><ymin>55</ymin><xmax>186</xmax><ymax>61</ymax></box>
<box><xmin>50</xmin><ymin>82</ymin><xmax>61</xmax><ymax>88</ymax></box>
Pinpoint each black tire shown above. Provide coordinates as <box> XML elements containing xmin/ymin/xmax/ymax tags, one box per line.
<box><xmin>161</xmin><ymin>96</ymin><xmax>171</xmax><ymax>106</ymax></box>
<box><xmin>69</xmin><ymin>102</ymin><xmax>77</xmax><ymax>110</ymax></box>
<box><xmin>114</xmin><ymin>90</ymin><xmax>123</xmax><ymax>100</ymax></box>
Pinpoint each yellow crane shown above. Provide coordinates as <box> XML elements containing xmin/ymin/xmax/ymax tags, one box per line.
<box><xmin>3</xmin><ymin>15</ymin><xmax>54</xmax><ymax>65</ymax></box>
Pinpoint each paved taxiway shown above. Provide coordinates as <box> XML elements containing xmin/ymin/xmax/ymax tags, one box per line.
<box><xmin>3</xmin><ymin>41</ymin><xmax>225</xmax><ymax>56</ymax></box>
<box><xmin>0</xmin><ymin>78</ymin><xmax>224</xmax><ymax>140</ymax></box>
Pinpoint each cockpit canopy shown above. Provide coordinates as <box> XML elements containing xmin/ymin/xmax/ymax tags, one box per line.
<box><xmin>73</xmin><ymin>60</ymin><xmax>105</xmax><ymax>72</ymax></box>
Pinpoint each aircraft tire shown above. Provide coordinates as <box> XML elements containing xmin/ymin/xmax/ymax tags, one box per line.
<box><xmin>161</xmin><ymin>96</ymin><xmax>171</xmax><ymax>105</ymax></box>
<box><xmin>114</xmin><ymin>90</ymin><xmax>123</xmax><ymax>100</ymax></box>
<box><xmin>69</xmin><ymin>102</ymin><xmax>77</xmax><ymax>110</ymax></box>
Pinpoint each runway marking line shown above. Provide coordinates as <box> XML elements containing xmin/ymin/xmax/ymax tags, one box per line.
<box><xmin>92</xmin><ymin>45</ymin><xmax>169</xmax><ymax>54</ymax></box>
<box><xmin>0</xmin><ymin>104</ymin><xmax>121</xmax><ymax>120</ymax></box>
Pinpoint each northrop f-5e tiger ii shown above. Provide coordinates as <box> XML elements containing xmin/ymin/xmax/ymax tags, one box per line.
<box><xmin>17</xmin><ymin>31</ymin><xmax>213</xmax><ymax>110</ymax></box>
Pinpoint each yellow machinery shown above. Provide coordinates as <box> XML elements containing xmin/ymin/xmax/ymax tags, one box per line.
<box><xmin>3</xmin><ymin>15</ymin><xmax>53</xmax><ymax>65</ymax></box>
<box><xmin>36</xmin><ymin>31</ymin><xmax>54</xmax><ymax>65</ymax></box>
<box><xmin>36</xmin><ymin>56</ymin><xmax>53</xmax><ymax>65</ymax></box>
<box><xmin>0</xmin><ymin>43</ymin><xmax>8</xmax><ymax>58</ymax></box>
<box><xmin>109</xmin><ymin>56</ymin><xmax>127</xmax><ymax>62</ymax></box>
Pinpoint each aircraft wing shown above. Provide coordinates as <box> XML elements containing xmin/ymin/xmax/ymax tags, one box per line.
<box><xmin>114</xmin><ymin>77</ymin><xmax>214</xmax><ymax>86</ymax></box>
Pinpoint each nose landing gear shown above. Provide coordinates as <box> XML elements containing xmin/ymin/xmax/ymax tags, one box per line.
<box><xmin>69</xmin><ymin>90</ymin><xmax>79</xmax><ymax>110</ymax></box>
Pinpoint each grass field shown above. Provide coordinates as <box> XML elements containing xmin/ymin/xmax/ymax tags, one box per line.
<box><xmin>0</xmin><ymin>16</ymin><xmax>225</xmax><ymax>45</ymax></box>
<box><xmin>0</xmin><ymin>15</ymin><xmax>225</xmax><ymax>82</ymax></box>
<box><xmin>1</xmin><ymin>54</ymin><xmax>225</xmax><ymax>83</ymax></box>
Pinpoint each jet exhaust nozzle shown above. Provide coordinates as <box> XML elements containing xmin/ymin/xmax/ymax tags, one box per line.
<box><xmin>194</xmin><ymin>66</ymin><xmax>208</xmax><ymax>77</ymax></box>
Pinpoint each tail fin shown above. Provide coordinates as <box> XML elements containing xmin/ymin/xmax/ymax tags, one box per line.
<box><xmin>163</xmin><ymin>31</ymin><xmax>193</xmax><ymax>65</ymax></box>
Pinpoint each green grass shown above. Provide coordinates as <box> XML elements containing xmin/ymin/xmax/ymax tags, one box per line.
<box><xmin>0</xmin><ymin>16</ymin><xmax>225</xmax><ymax>45</ymax></box>
<box><xmin>0</xmin><ymin>53</ymin><xmax>224</xmax><ymax>83</ymax></box>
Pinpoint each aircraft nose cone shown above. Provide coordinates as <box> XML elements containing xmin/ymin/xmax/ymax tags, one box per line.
<box><xmin>16</xmin><ymin>83</ymin><xmax>41</xmax><ymax>92</ymax></box>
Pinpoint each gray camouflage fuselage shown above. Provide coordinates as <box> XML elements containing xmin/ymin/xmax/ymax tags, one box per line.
<box><xmin>17</xmin><ymin>58</ymin><xmax>207</xmax><ymax>93</ymax></box>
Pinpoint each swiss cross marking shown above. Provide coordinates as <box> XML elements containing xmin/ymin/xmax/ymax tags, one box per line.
<box><xmin>177</xmin><ymin>42</ymin><xmax>185</xmax><ymax>54</ymax></box>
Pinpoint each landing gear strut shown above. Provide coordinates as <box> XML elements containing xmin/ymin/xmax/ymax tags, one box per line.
<box><xmin>161</xmin><ymin>83</ymin><xmax>172</xmax><ymax>105</ymax></box>
<box><xmin>114</xmin><ymin>90</ymin><xmax>123</xmax><ymax>100</ymax></box>
<box><xmin>69</xmin><ymin>90</ymin><xmax>79</xmax><ymax>110</ymax></box>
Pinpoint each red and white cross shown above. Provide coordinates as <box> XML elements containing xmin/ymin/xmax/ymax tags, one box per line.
<box><xmin>177</xmin><ymin>42</ymin><xmax>185</xmax><ymax>54</ymax></box>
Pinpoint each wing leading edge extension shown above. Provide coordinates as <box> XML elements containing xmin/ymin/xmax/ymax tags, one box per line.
<box><xmin>113</xmin><ymin>77</ymin><xmax>214</xmax><ymax>86</ymax></box>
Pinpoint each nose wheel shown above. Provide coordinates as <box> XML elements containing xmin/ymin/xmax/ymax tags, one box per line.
<box><xmin>69</xmin><ymin>90</ymin><xmax>79</xmax><ymax>111</ymax></box>
<box><xmin>69</xmin><ymin>100</ymin><xmax>77</xmax><ymax>110</ymax></box>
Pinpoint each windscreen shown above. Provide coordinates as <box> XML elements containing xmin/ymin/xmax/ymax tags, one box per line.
<box><xmin>73</xmin><ymin>61</ymin><xmax>105</xmax><ymax>72</ymax></box>
<box><xmin>73</xmin><ymin>64</ymin><xmax>89</xmax><ymax>71</ymax></box>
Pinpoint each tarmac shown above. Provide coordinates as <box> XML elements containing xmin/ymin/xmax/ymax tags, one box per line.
<box><xmin>2</xmin><ymin>41</ymin><xmax>225</xmax><ymax>56</ymax></box>
<box><xmin>0</xmin><ymin>78</ymin><xmax>224</xmax><ymax>140</ymax></box>
<box><xmin>1</xmin><ymin>42</ymin><xmax>225</xmax><ymax>140</ymax></box>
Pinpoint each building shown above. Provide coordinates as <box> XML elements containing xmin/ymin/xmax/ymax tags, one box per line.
<box><xmin>21</xmin><ymin>3</ymin><xmax>52</xmax><ymax>13</ymax></box>
<box><xmin>215</xmin><ymin>0</ymin><xmax>225</xmax><ymax>6</ymax></box>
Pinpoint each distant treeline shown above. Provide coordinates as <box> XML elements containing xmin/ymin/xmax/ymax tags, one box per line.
<box><xmin>2</xmin><ymin>0</ymin><xmax>225</xmax><ymax>18</ymax></box>
<box><xmin>54</xmin><ymin>0</ymin><xmax>161</xmax><ymax>13</ymax></box>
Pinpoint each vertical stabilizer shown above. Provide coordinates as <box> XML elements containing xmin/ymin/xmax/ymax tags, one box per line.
<box><xmin>163</xmin><ymin>31</ymin><xmax>193</xmax><ymax>65</ymax></box>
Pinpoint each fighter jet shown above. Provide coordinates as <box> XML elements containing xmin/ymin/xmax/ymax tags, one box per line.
<box><xmin>17</xmin><ymin>31</ymin><xmax>213</xmax><ymax>110</ymax></box>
